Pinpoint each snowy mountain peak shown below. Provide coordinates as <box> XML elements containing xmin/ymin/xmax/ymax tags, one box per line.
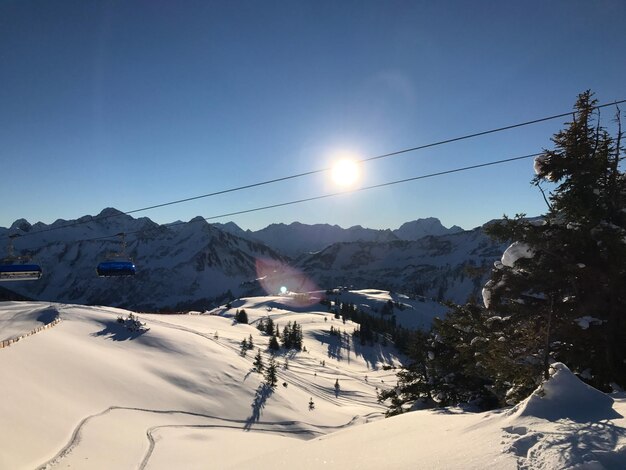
<box><xmin>97</xmin><ymin>207</ymin><xmax>125</xmax><ymax>218</ymax></box>
<box><xmin>244</xmin><ymin>222</ymin><xmax>398</xmax><ymax>258</ymax></box>
<box><xmin>212</xmin><ymin>221</ymin><xmax>246</xmax><ymax>237</ymax></box>
<box><xmin>9</xmin><ymin>218</ymin><xmax>32</xmax><ymax>232</ymax></box>
<box><xmin>393</xmin><ymin>217</ymin><xmax>464</xmax><ymax>241</ymax></box>
<box><xmin>188</xmin><ymin>215</ymin><xmax>209</xmax><ymax>226</ymax></box>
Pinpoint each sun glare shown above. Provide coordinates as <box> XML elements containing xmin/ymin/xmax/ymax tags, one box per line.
<box><xmin>331</xmin><ymin>158</ymin><xmax>360</xmax><ymax>188</ymax></box>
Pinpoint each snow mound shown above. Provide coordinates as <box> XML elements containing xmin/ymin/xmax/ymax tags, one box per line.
<box><xmin>501</xmin><ymin>241</ymin><xmax>534</xmax><ymax>268</ymax></box>
<box><xmin>509</xmin><ymin>363</ymin><xmax>620</xmax><ymax>423</ymax></box>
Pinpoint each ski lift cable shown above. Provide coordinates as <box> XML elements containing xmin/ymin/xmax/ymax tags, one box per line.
<box><xmin>5</xmin><ymin>98</ymin><xmax>624</xmax><ymax>241</ymax></box>
<box><xmin>80</xmin><ymin>151</ymin><xmax>541</xmax><ymax>243</ymax></box>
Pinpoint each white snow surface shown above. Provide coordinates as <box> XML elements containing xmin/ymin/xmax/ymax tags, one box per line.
<box><xmin>1</xmin><ymin>301</ymin><xmax>625</xmax><ymax>469</ymax></box>
<box><xmin>575</xmin><ymin>316</ymin><xmax>605</xmax><ymax>329</ymax></box>
<box><xmin>501</xmin><ymin>241</ymin><xmax>535</xmax><ymax>268</ymax></box>
<box><xmin>327</xmin><ymin>288</ymin><xmax>447</xmax><ymax>330</ymax></box>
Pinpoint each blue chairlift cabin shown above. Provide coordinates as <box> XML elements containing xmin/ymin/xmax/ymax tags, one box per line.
<box><xmin>96</xmin><ymin>232</ymin><xmax>136</xmax><ymax>278</ymax></box>
<box><xmin>96</xmin><ymin>260</ymin><xmax>136</xmax><ymax>277</ymax></box>
<box><xmin>0</xmin><ymin>263</ymin><xmax>43</xmax><ymax>281</ymax></box>
<box><xmin>0</xmin><ymin>234</ymin><xmax>42</xmax><ymax>281</ymax></box>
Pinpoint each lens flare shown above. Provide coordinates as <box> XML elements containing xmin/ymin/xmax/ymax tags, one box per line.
<box><xmin>255</xmin><ymin>258</ymin><xmax>319</xmax><ymax>307</ymax></box>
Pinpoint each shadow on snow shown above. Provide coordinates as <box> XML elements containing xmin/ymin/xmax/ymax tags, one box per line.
<box><xmin>91</xmin><ymin>319</ymin><xmax>148</xmax><ymax>341</ymax></box>
<box><xmin>311</xmin><ymin>330</ymin><xmax>396</xmax><ymax>370</ymax></box>
<box><xmin>244</xmin><ymin>383</ymin><xmax>274</xmax><ymax>430</ymax></box>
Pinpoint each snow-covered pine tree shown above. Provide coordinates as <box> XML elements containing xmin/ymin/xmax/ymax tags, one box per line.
<box><xmin>484</xmin><ymin>91</ymin><xmax>626</xmax><ymax>393</ymax></box>
<box><xmin>378</xmin><ymin>306</ymin><xmax>500</xmax><ymax>412</ymax></box>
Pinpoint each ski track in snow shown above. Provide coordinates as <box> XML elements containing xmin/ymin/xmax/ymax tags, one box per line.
<box><xmin>37</xmin><ymin>406</ymin><xmax>369</xmax><ymax>470</ymax></box>
<box><xmin>139</xmin><ymin>424</ymin><xmax>313</xmax><ymax>470</ymax></box>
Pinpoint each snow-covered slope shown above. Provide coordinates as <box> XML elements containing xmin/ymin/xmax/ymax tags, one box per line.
<box><xmin>326</xmin><ymin>288</ymin><xmax>447</xmax><ymax>330</ymax></box>
<box><xmin>0</xmin><ymin>298</ymin><xmax>399</xmax><ymax>469</ymax></box>
<box><xmin>2</xmin><ymin>301</ymin><xmax>624</xmax><ymax>470</ymax></box>
<box><xmin>248</xmin><ymin>363</ymin><xmax>626</xmax><ymax>470</ymax></box>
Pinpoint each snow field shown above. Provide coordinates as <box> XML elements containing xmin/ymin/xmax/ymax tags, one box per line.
<box><xmin>1</xmin><ymin>298</ymin><xmax>625</xmax><ymax>469</ymax></box>
<box><xmin>0</xmin><ymin>298</ymin><xmax>396</xmax><ymax>469</ymax></box>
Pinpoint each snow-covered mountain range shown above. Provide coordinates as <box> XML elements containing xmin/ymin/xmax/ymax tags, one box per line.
<box><xmin>295</xmin><ymin>228</ymin><xmax>505</xmax><ymax>305</ymax></box>
<box><xmin>0</xmin><ymin>209</ymin><xmax>503</xmax><ymax>311</ymax></box>
<box><xmin>216</xmin><ymin>217</ymin><xmax>463</xmax><ymax>257</ymax></box>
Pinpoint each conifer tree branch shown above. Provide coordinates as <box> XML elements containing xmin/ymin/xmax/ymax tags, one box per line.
<box><xmin>537</xmin><ymin>183</ymin><xmax>553</xmax><ymax>211</ymax></box>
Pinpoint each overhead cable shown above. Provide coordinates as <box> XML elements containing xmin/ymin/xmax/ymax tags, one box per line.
<box><xmin>82</xmin><ymin>152</ymin><xmax>541</xmax><ymax>243</ymax></box>
<box><xmin>5</xmin><ymin>98</ymin><xmax>625</xmax><ymax>240</ymax></box>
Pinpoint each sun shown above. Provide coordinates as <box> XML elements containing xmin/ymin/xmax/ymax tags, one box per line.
<box><xmin>331</xmin><ymin>158</ymin><xmax>360</xmax><ymax>187</ymax></box>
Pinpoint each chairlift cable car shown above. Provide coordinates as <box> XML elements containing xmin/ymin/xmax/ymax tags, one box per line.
<box><xmin>96</xmin><ymin>232</ymin><xmax>136</xmax><ymax>277</ymax></box>
<box><xmin>0</xmin><ymin>234</ymin><xmax>43</xmax><ymax>281</ymax></box>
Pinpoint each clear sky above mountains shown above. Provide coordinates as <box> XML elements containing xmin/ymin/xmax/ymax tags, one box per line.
<box><xmin>1</xmin><ymin>0</ymin><xmax>625</xmax><ymax>231</ymax></box>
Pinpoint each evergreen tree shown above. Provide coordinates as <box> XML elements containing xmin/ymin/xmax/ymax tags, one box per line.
<box><xmin>292</xmin><ymin>321</ymin><xmax>303</xmax><ymax>350</ymax></box>
<box><xmin>378</xmin><ymin>329</ymin><xmax>432</xmax><ymax>415</ymax></box>
<box><xmin>382</xmin><ymin>299</ymin><xmax>394</xmax><ymax>316</ymax></box>
<box><xmin>268</xmin><ymin>335</ymin><xmax>280</xmax><ymax>353</ymax></box>
<box><xmin>484</xmin><ymin>91</ymin><xmax>626</xmax><ymax>393</ymax></box>
<box><xmin>281</xmin><ymin>323</ymin><xmax>291</xmax><ymax>348</ymax></box>
<box><xmin>240</xmin><ymin>338</ymin><xmax>248</xmax><ymax>357</ymax></box>
<box><xmin>308</xmin><ymin>397</ymin><xmax>315</xmax><ymax>411</ymax></box>
<box><xmin>248</xmin><ymin>334</ymin><xmax>254</xmax><ymax>350</ymax></box>
<box><xmin>279</xmin><ymin>321</ymin><xmax>303</xmax><ymax>350</ymax></box>
<box><xmin>383</xmin><ymin>93</ymin><xmax>626</xmax><ymax>413</ymax></box>
<box><xmin>253</xmin><ymin>348</ymin><xmax>264</xmax><ymax>372</ymax></box>
<box><xmin>265</xmin><ymin>356</ymin><xmax>278</xmax><ymax>388</ymax></box>
<box><xmin>235</xmin><ymin>309</ymin><xmax>248</xmax><ymax>324</ymax></box>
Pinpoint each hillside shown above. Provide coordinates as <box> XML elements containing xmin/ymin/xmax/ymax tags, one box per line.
<box><xmin>1</xmin><ymin>299</ymin><xmax>624</xmax><ymax>469</ymax></box>
<box><xmin>0</xmin><ymin>297</ymin><xmax>399</xmax><ymax>469</ymax></box>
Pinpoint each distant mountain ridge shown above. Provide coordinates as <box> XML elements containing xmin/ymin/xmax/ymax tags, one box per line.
<box><xmin>295</xmin><ymin>229</ymin><xmax>505</xmax><ymax>304</ymax></box>
<box><xmin>394</xmin><ymin>217</ymin><xmax>464</xmax><ymax>240</ymax></box>
<box><xmin>0</xmin><ymin>209</ymin><xmax>501</xmax><ymax>310</ymax></box>
<box><xmin>215</xmin><ymin>217</ymin><xmax>464</xmax><ymax>257</ymax></box>
<box><xmin>0</xmin><ymin>208</ymin><xmax>288</xmax><ymax>310</ymax></box>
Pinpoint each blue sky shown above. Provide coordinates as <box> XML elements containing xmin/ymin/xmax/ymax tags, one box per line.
<box><xmin>1</xmin><ymin>0</ymin><xmax>625</xmax><ymax>231</ymax></box>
